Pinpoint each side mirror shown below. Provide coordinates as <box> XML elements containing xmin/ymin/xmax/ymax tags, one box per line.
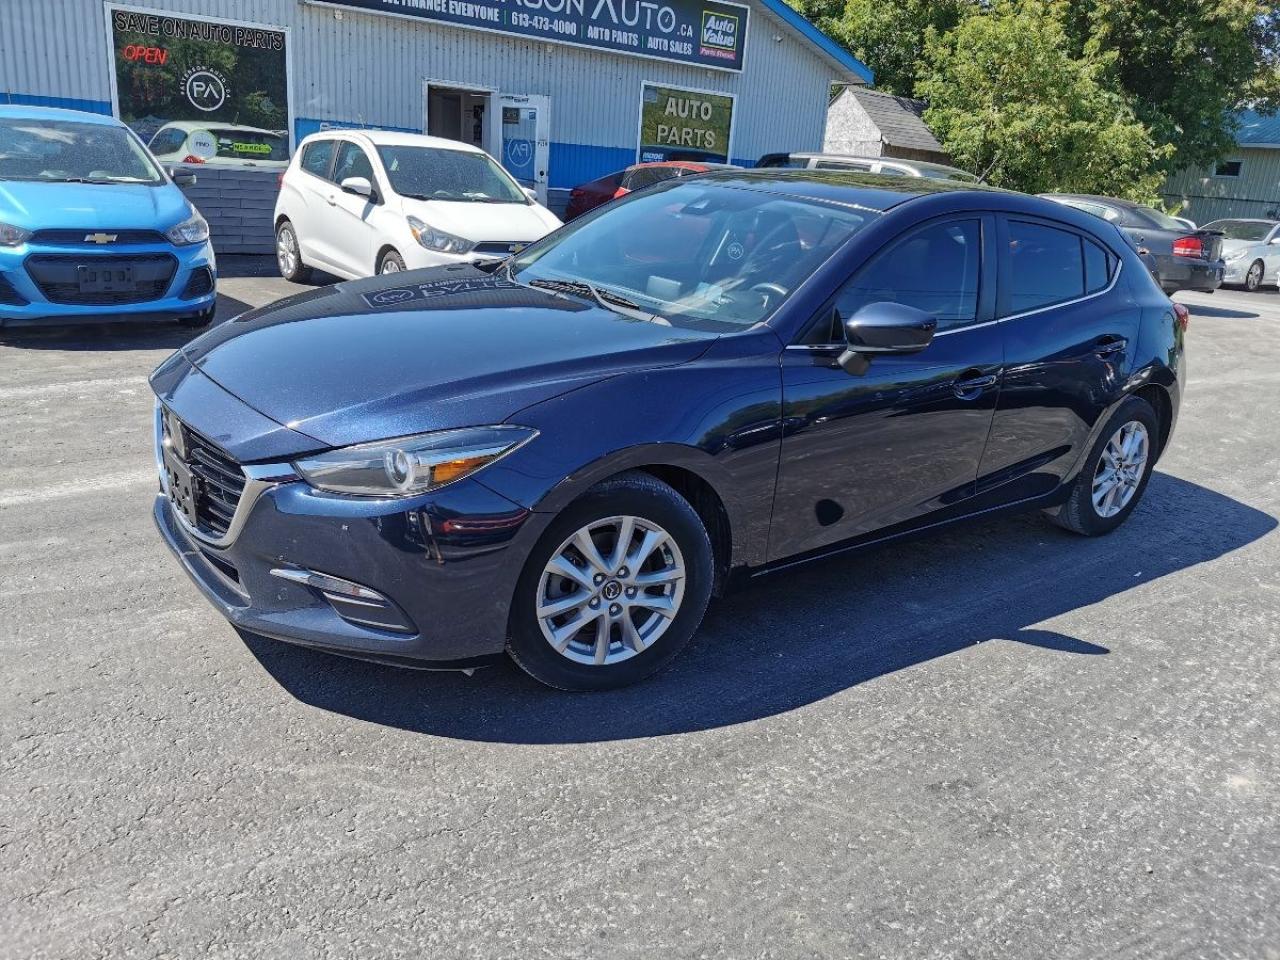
<box><xmin>523</xmin><ymin>186</ymin><xmax>538</xmax><ymax>202</ymax></box>
<box><xmin>340</xmin><ymin>176</ymin><xmax>374</xmax><ymax>199</ymax></box>
<box><xmin>167</xmin><ymin>166</ymin><xmax>197</xmax><ymax>187</ymax></box>
<box><xmin>837</xmin><ymin>301</ymin><xmax>936</xmax><ymax>375</ymax></box>
<box><xmin>1269</xmin><ymin>237</ymin><xmax>1280</xmax><ymax>245</ymax></box>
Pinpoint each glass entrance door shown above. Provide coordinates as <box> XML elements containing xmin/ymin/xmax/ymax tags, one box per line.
<box><xmin>497</xmin><ymin>94</ymin><xmax>550</xmax><ymax>205</ymax></box>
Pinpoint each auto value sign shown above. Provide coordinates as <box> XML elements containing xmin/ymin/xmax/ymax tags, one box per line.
<box><xmin>315</xmin><ymin>0</ymin><xmax>749</xmax><ymax>71</ymax></box>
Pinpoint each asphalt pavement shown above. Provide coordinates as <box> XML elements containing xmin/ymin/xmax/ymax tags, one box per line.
<box><xmin>3</xmin><ymin>265</ymin><xmax>1278</xmax><ymax>959</ymax></box>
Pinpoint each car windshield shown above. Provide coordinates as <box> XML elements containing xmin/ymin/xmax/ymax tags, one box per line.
<box><xmin>209</xmin><ymin>128</ymin><xmax>290</xmax><ymax>162</ymax></box>
<box><xmin>1119</xmin><ymin>204</ymin><xmax>1187</xmax><ymax>232</ymax></box>
<box><xmin>1203</xmin><ymin>219</ymin><xmax>1276</xmax><ymax>241</ymax></box>
<box><xmin>376</xmin><ymin>145</ymin><xmax>526</xmax><ymax>203</ymax></box>
<box><xmin>0</xmin><ymin>117</ymin><xmax>163</xmax><ymax>184</ymax></box>
<box><xmin>511</xmin><ymin>181</ymin><xmax>876</xmax><ymax>330</ymax></box>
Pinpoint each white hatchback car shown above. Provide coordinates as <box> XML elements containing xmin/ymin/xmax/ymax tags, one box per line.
<box><xmin>273</xmin><ymin>130</ymin><xmax>562</xmax><ymax>280</ymax></box>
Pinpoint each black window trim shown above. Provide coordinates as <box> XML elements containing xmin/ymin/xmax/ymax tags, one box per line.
<box><xmin>996</xmin><ymin>213</ymin><xmax>1124</xmax><ymax>321</ymax></box>
<box><xmin>790</xmin><ymin>211</ymin><xmax>998</xmax><ymax>347</ymax></box>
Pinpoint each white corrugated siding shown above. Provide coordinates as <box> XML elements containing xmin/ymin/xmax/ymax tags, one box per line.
<box><xmin>1162</xmin><ymin>147</ymin><xmax>1280</xmax><ymax>223</ymax></box>
<box><xmin>1</xmin><ymin>0</ymin><xmax>840</xmax><ymax>163</ymax></box>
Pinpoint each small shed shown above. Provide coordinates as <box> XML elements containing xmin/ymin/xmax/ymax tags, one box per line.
<box><xmin>823</xmin><ymin>86</ymin><xmax>950</xmax><ymax>164</ymax></box>
<box><xmin>1161</xmin><ymin>110</ymin><xmax>1280</xmax><ymax>224</ymax></box>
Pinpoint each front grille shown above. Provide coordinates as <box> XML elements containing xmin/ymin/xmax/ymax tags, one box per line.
<box><xmin>183</xmin><ymin>427</ymin><xmax>246</xmax><ymax>538</ymax></box>
<box><xmin>473</xmin><ymin>241</ymin><xmax>528</xmax><ymax>256</ymax></box>
<box><xmin>180</xmin><ymin>267</ymin><xmax>214</xmax><ymax>299</ymax></box>
<box><xmin>29</xmin><ymin>228</ymin><xmax>169</xmax><ymax>246</ymax></box>
<box><xmin>25</xmin><ymin>254</ymin><xmax>177</xmax><ymax>305</ymax></box>
<box><xmin>0</xmin><ymin>273</ymin><xmax>27</xmax><ymax>306</ymax></box>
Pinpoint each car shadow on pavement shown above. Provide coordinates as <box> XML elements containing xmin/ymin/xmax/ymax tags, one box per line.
<box><xmin>242</xmin><ymin>472</ymin><xmax>1276</xmax><ymax>743</ymax></box>
<box><xmin>1183</xmin><ymin>302</ymin><xmax>1263</xmax><ymax>320</ymax></box>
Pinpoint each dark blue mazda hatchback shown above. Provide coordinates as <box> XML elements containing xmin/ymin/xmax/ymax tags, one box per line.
<box><xmin>152</xmin><ymin>171</ymin><xmax>1186</xmax><ymax>690</ymax></box>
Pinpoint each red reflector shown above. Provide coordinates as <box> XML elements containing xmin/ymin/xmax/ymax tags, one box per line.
<box><xmin>1172</xmin><ymin>236</ymin><xmax>1203</xmax><ymax>258</ymax></box>
<box><xmin>1173</xmin><ymin>302</ymin><xmax>1190</xmax><ymax>331</ymax></box>
<box><xmin>181</xmin><ymin>154</ymin><xmax>207</xmax><ymax>164</ymax></box>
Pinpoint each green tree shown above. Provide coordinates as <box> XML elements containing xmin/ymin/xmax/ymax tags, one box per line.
<box><xmin>917</xmin><ymin>1</ymin><xmax>1171</xmax><ymax>198</ymax></box>
<box><xmin>787</xmin><ymin>0</ymin><xmax>976</xmax><ymax>95</ymax></box>
<box><xmin>1062</xmin><ymin>0</ymin><xmax>1280</xmax><ymax>175</ymax></box>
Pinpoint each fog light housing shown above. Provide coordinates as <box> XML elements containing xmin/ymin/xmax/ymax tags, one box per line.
<box><xmin>270</xmin><ymin>567</ymin><xmax>416</xmax><ymax>634</ymax></box>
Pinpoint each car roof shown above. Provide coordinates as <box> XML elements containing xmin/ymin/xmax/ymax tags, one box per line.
<box><xmin>788</xmin><ymin>153</ymin><xmax>974</xmax><ymax>177</ymax></box>
<box><xmin>693</xmin><ymin>168</ymin><xmax>1005</xmax><ymax>211</ymax></box>
<box><xmin>299</xmin><ymin>129</ymin><xmax>486</xmax><ymax>153</ymax></box>
<box><xmin>0</xmin><ymin>104</ymin><xmax>122</xmax><ymax>126</ymax></box>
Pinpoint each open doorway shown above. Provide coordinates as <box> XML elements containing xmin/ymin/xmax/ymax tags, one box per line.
<box><xmin>425</xmin><ymin>82</ymin><xmax>492</xmax><ymax>153</ymax></box>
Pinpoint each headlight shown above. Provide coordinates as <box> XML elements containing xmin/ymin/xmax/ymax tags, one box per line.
<box><xmin>1223</xmin><ymin>247</ymin><xmax>1248</xmax><ymax>262</ymax></box>
<box><xmin>0</xmin><ymin>221</ymin><xmax>31</xmax><ymax>247</ymax></box>
<box><xmin>407</xmin><ymin>215</ymin><xmax>474</xmax><ymax>254</ymax></box>
<box><xmin>166</xmin><ymin>210</ymin><xmax>210</xmax><ymax>246</ymax></box>
<box><xmin>293</xmin><ymin>425</ymin><xmax>536</xmax><ymax>497</ymax></box>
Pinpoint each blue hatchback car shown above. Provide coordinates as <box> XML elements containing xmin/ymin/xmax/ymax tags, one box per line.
<box><xmin>0</xmin><ymin>105</ymin><xmax>216</xmax><ymax>328</ymax></box>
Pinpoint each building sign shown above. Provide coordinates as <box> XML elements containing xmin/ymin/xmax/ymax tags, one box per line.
<box><xmin>108</xmin><ymin>7</ymin><xmax>291</xmax><ymax>167</ymax></box>
<box><xmin>637</xmin><ymin>82</ymin><xmax>734</xmax><ymax>163</ymax></box>
<box><xmin>315</xmin><ymin>0</ymin><xmax>749</xmax><ymax>71</ymax></box>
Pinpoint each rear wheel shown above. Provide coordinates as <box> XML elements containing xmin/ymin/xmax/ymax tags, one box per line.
<box><xmin>506</xmin><ymin>472</ymin><xmax>713</xmax><ymax>691</ymax></box>
<box><xmin>1049</xmin><ymin>395</ymin><xmax>1158</xmax><ymax>536</ymax></box>
<box><xmin>275</xmin><ymin>220</ymin><xmax>312</xmax><ymax>283</ymax></box>
<box><xmin>1245</xmin><ymin>259</ymin><xmax>1264</xmax><ymax>292</ymax></box>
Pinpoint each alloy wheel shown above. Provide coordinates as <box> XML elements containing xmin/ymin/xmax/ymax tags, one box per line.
<box><xmin>380</xmin><ymin>258</ymin><xmax>402</xmax><ymax>274</ymax></box>
<box><xmin>1246</xmin><ymin>260</ymin><xmax>1263</xmax><ymax>291</ymax></box>
<box><xmin>535</xmin><ymin>515</ymin><xmax>686</xmax><ymax>666</ymax></box>
<box><xmin>1092</xmin><ymin>420</ymin><xmax>1149</xmax><ymax>518</ymax></box>
<box><xmin>276</xmin><ymin>227</ymin><xmax>298</xmax><ymax>277</ymax></box>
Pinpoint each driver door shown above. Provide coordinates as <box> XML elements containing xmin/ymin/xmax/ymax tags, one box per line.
<box><xmin>769</xmin><ymin>215</ymin><xmax>1003</xmax><ymax>561</ymax></box>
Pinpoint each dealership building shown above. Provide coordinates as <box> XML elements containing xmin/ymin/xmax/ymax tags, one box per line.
<box><xmin>0</xmin><ymin>0</ymin><xmax>871</xmax><ymax>252</ymax></box>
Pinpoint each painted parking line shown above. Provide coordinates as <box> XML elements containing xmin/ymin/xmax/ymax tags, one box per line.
<box><xmin>0</xmin><ymin>470</ymin><xmax>155</xmax><ymax>507</ymax></box>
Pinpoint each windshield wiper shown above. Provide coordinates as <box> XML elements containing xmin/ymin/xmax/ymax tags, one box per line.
<box><xmin>527</xmin><ymin>277</ymin><xmax>656</xmax><ymax>322</ymax></box>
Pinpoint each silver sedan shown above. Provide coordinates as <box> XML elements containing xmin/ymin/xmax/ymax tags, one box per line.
<box><xmin>1209</xmin><ymin>218</ymin><xmax>1280</xmax><ymax>291</ymax></box>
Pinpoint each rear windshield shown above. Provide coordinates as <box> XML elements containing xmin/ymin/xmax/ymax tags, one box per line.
<box><xmin>1118</xmin><ymin>204</ymin><xmax>1187</xmax><ymax>232</ymax></box>
<box><xmin>209</xmin><ymin>129</ymin><xmax>289</xmax><ymax>162</ymax></box>
<box><xmin>1203</xmin><ymin>219</ymin><xmax>1276</xmax><ymax>241</ymax></box>
<box><xmin>0</xmin><ymin>117</ymin><xmax>162</xmax><ymax>184</ymax></box>
<box><xmin>377</xmin><ymin>145</ymin><xmax>527</xmax><ymax>203</ymax></box>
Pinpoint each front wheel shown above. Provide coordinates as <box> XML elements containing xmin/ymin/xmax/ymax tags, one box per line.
<box><xmin>506</xmin><ymin>472</ymin><xmax>714</xmax><ymax>691</ymax></box>
<box><xmin>378</xmin><ymin>250</ymin><xmax>406</xmax><ymax>275</ymax></box>
<box><xmin>1245</xmin><ymin>259</ymin><xmax>1264</xmax><ymax>292</ymax></box>
<box><xmin>1049</xmin><ymin>396</ymin><xmax>1158</xmax><ymax>536</ymax></box>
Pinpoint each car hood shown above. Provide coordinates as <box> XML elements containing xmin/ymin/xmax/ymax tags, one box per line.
<box><xmin>0</xmin><ymin>180</ymin><xmax>191</xmax><ymax>231</ymax></box>
<box><xmin>398</xmin><ymin>196</ymin><xmax>561</xmax><ymax>241</ymax></box>
<box><xmin>177</xmin><ymin>266</ymin><xmax>715</xmax><ymax>451</ymax></box>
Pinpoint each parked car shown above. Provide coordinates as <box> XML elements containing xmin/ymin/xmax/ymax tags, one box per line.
<box><xmin>153</xmin><ymin>169</ymin><xmax>1185</xmax><ymax>690</ymax></box>
<box><xmin>1039</xmin><ymin>194</ymin><xmax>1224</xmax><ymax>294</ymax></box>
<box><xmin>757</xmin><ymin>152</ymin><xmax>980</xmax><ymax>183</ymax></box>
<box><xmin>0</xmin><ymin>105</ymin><xmax>216</xmax><ymax>328</ymax></box>
<box><xmin>1204</xmin><ymin>218</ymin><xmax>1280</xmax><ymax>291</ymax></box>
<box><xmin>148</xmin><ymin>121</ymin><xmax>290</xmax><ymax>169</ymax></box>
<box><xmin>273</xmin><ymin>131</ymin><xmax>561</xmax><ymax>281</ymax></box>
<box><xmin>565</xmin><ymin>161</ymin><xmax>736</xmax><ymax>220</ymax></box>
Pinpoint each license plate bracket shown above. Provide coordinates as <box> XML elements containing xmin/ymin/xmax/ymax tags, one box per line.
<box><xmin>78</xmin><ymin>263</ymin><xmax>136</xmax><ymax>293</ymax></box>
<box><xmin>163</xmin><ymin>447</ymin><xmax>200</xmax><ymax>528</ymax></box>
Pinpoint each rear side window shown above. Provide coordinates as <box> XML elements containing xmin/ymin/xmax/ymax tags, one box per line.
<box><xmin>836</xmin><ymin>219</ymin><xmax>982</xmax><ymax>331</ymax></box>
<box><xmin>1083</xmin><ymin>238</ymin><xmax>1113</xmax><ymax>293</ymax></box>
<box><xmin>300</xmin><ymin>140</ymin><xmax>334</xmax><ymax>179</ymax></box>
<box><xmin>1007</xmin><ymin>221</ymin><xmax>1086</xmax><ymax>312</ymax></box>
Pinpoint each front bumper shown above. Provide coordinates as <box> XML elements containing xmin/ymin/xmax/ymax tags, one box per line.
<box><xmin>0</xmin><ymin>240</ymin><xmax>216</xmax><ymax>326</ymax></box>
<box><xmin>153</xmin><ymin>467</ymin><xmax>550</xmax><ymax>667</ymax></box>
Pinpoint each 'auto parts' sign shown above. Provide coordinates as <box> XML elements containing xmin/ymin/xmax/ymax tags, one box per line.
<box><xmin>315</xmin><ymin>0</ymin><xmax>749</xmax><ymax>71</ymax></box>
<box><xmin>638</xmin><ymin>82</ymin><xmax>734</xmax><ymax>163</ymax></box>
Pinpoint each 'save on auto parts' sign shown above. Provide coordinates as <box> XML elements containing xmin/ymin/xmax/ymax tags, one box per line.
<box><xmin>313</xmin><ymin>0</ymin><xmax>749</xmax><ymax>71</ymax></box>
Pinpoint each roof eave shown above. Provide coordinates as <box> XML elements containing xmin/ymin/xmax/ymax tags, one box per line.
<box><xmin>756</xmin><ymin>0</ymin><xmax>874</xmax><ymax>84</ymax></box>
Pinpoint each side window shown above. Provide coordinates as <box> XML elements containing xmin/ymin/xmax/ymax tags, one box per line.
<box><xmin>299</xmin><ymin>140</ymin><xmax>335</xmax><ymax>179</ymax></box>
<box><xmin>149</xmin><ymin>128</ymin><xmax>186</xmax><ymax>155</ymax></box>
<box><xmin>333</xmin><ymin>141</ymin><xmax>374</xmax><ymax>184</ymax></box>
<box><xmin>1007</xmin><ymin>220</ymin><xmax>1085</xmax><ymax>313</ymax></box>
<box><xmin>833</xmin><ymin>219</ymin><xmax>982</xmax><ymax>334</ymax></box>
<box><xmin>1083</xmin><ymin>238</ymin><xmax>1113</xmax><ymax>293</ymax></box>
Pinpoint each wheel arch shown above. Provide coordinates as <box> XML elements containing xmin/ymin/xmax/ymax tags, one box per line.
<box><xmin>1133</xmin><ymin>382</ymin><xmax>1173</xmax><ymax>460</ymax></box>
<box><xmin>374</xmin><ymin>244</ymin><xmax>402</xmax><ymax>273</ymax></box>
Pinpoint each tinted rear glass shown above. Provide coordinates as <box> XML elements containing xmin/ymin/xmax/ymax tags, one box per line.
<box><xmin>1118</xmin><ymin>204</ymin><xmax>1186</xmax><ymax>232</ymax></box>
<box><xmin>1008</xmin><ymin>221</ymin><xmax>1085</xmax><ymax>312</ymax></box>
<box><xmin>209</xmin><ymin>128</ymin><xmax>289</xmax><ymax>162</ymax></box>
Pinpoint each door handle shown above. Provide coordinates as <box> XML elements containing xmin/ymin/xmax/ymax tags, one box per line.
<box><xmin>952</xmin><ymin>370</ymin><xmax>999</xmax><ymax>399</ymax></box>
<box><xmin>1093</xmin><ymin>335</ymin><xmax>1128</xmax><ymax>359</ymax></box>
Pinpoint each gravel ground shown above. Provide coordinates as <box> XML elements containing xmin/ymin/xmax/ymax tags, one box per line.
<box><xmin>2</xmin><ymin>264</ymin><xmax>1278</xmax><ymax>960</ymax></box>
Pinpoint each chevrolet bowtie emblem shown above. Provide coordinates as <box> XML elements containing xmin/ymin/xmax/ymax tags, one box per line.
<box><xmin>85</xmin><ymin>233</ymin><xmax>117</xmax><ymax>244</ymax></box>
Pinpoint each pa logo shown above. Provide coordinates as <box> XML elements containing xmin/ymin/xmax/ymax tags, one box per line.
<box><xmin>368</xmin><ymin>287</ymin><xmax>417</xmax><ymax>307</ymax></box>
<box><xmin>183</xmin><ymin>67</ymin><xmax>228</xmax><ymax>113</ymax></box>
<box><xmin>726</xmin><ymin>240</ymin><xmax>746</xmax><ymax>261</ymax></box>
<box><xmin>505</xmin><ymin>138</ymin><xmax>533</xmax><ymax>169</ymax></box>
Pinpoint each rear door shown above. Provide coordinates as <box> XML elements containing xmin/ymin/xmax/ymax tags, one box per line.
<box><xmin>288</xmin><ymin>139</ymin><xmax>338</xmax><ymax>270</ymax></box>
<box><xmin>770</xmin><ymin>214</ymin><xmax>1002</xmax><ymax>561</ymax></box>
<box><xmin>975</xmin><ymin>215</ymin><xmax>1142</xmax><ymax>502</ymax></box>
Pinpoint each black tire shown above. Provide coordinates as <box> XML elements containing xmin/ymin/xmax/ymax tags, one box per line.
<box><xmin>275</xmin><ymin>220</ymin><xmax>312</xmax><ymax>283</ymax></box>
<box><xmin>1048</xmin><ymin>395</ymin><xmax>1159</xmax><ymax>536</ymax></box>
<box><xmin>506</xmin><ymin>471</ymin><xmax>714</xmax><ymax>691</ymax></box>
<box><xmin>176</xmin><ymin>306</ymin><xmax>215</xmax><ymax>328</ymax></box>
<box><xmin>377</xmin><ymin>249</ymin><xmax>406</xmax><ymax>275</ymax></box>
<box><xmin>1245</xmin><ymin>259</ymin><xmax>1264</xmax><ymax>292</ymax></box>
